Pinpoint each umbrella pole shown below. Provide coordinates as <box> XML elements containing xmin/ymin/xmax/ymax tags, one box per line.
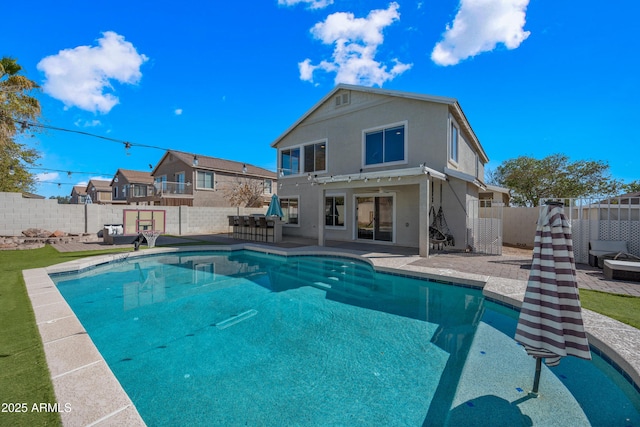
<box><xmin>531</xmin><ymin>357</ymin><xmax>542</xmax><ymax>396</ymax></box>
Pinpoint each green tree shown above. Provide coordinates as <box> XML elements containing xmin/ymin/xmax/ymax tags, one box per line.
<box><xmin>490</xmin><ymin>154</ymin><xmax>622</xmax><ymax>206</ymax></box>
<box><xmin>622</xmin><ymin>180</ymin><xmax>640</xmax><ymax>194</ymax></box>
<box><xmin>0</xmin><ymin>56</ymin><xmax>41</xmax><ymax>193</ymax></box>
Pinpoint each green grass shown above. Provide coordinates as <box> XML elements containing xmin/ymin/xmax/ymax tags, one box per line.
<box><xmin>1</xmin><ymin>243</ymin><xmax>638</xmax><ymax>427</ymax></box>
<box><xmin>580</xmin><ymin>289</ymin><xmax>640</xmax><ymax>329</ymax></box>
<box><xmin>0</xmin><ymin>245</ymin><xmax>134</xmax><ymax>427</ymax></box>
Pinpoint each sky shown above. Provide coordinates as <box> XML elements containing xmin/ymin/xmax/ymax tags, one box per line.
<box><xmin>3</xmin><ymin>0</ymin><xmax>639</xmax><ymax>198</ymax></box>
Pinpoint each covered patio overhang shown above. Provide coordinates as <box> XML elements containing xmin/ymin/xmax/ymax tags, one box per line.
<box><xmin>312</xmin><ymin>165</ymin><xmax>447</xmax><ymax>257</ymax></box>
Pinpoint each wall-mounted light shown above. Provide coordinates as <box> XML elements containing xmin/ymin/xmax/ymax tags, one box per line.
<box><xmin>243</xmin><ymin>164</ymin><xmax>247</xmax><ymax>174</ymax></box>
<box><xmin>193</xmin><ymin>155</ymin><xmax>199</xmax><ymax>166</ymax></box>
<box><xmin>114</xmin><ymin>176</ymin><xmax>119</xmax><ymax>183</ymax></box>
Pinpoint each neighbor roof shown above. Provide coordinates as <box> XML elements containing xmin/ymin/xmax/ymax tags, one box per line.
<box><xmin>111</xmin><ymin>169</ymin><xmax>154</xmax><ymax>186</ymax></box>
<box><xmin>270</xmin><ymin>83</ymin><xmax>489</xmax><ymax>164</ymax></box>
<box><xmin>87</xmin><ymin>179</ymin><xmax>111</xmax><ymax>192</ymax></box>
<box><xmin>154</xmin><ymin>150</ymin><xmax>277</xmax><ymax>179</ymax></box>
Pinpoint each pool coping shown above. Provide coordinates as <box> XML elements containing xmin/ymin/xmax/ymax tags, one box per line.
<box><xmin>25</xmin><ymin>244</ymin><xmax>640</xmax><ymax>426</ymax></box>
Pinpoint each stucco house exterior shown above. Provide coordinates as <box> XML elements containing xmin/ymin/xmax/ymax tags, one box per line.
<box><xmin>85</xmin><ymin>179</ymin><xmax>112</xmax><ymax>204</ymax></box>
<box><xmin>70</xmin><ymin>185</ymin><xmax>87</xmax><ymax>204</ymax></box>
<box><xmin>141</xmin><ymin>150</ymin><xmax>277</xmax><ymax>207</ymax></box>
<box><xmin>109</xmin><ymin>169</ymin><xmax>154</xmax><ymax>205</ymax></box>
<box><xmin>271</xmin><ymin>84</ymin><xmax>490</xmax><ymax>257</ymax></box>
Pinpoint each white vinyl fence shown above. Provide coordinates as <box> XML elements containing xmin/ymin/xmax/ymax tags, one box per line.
<box><xmin>542</xmin><ymin>197</ymin><xmax>640</xmax><ymax>264</ymax></box>
<box><xmin>467</xmin><ymin>201</ymin><xmax>503</xmax><ymax>255</ymax></box>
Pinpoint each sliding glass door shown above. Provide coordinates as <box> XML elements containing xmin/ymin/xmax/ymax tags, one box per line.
<box><xmin>356</xmin><ymin>195</ymin><xmax>393</xmax><ymax>242</ymax></box>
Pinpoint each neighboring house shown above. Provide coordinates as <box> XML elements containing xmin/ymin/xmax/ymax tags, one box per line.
<box><xmin>85</xmin><ymin>179</ymin><xmax>112</xmax><ymax>204</ymax></box>
<box><xmin>70</xmin><ymin>185</ymin><xmax>87</xmax><ymax>204</ymax></box>
<box><xmin>142</xmin><ymin>150</ymin><xmax>277</xmax><ymax>207</ymax></box>
<box><xmin>479</xmin><ymin>185</ymin><xmax>511</xmax><ymax>207</ymax></box>
<box><xmin>110</xmin><ymin>169</ymin><xmax>154</xmax><ymax>205</ymax></box>
<box><xmin>271</xmin><ymin>84</ymin><xmax>490</xmax><ymax>257</ymax></box>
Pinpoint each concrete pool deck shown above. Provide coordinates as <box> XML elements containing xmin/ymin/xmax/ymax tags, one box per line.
<box><xmin>25</xmin><ymin>237</ymin><xmax>640</xmax><ymax>425</ymax></box>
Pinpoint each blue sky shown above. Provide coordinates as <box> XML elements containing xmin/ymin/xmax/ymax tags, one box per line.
<box><xmin>4</xmin><ymin>0</ymin><xmax>638</xmax><ymax>198</ymax></box>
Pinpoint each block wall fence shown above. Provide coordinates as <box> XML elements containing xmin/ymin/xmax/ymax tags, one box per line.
<box><xmin>0</xmin><ymin>193</ymin><xmax>264</xmax><ymax>237</ymax></box>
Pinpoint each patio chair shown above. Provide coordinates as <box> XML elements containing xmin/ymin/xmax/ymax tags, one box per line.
<box><xmin>588</xmin><ymin>240</ymin><xmax>628</xmax><ymax>267</ymax></box>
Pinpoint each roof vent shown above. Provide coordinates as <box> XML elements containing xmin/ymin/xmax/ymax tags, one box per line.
<box><xmin>335</xmin><ymin>91</ymin><xmax>350</xmax><ymax>107</ymax></box>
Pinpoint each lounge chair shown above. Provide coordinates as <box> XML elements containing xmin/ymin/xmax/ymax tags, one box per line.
<box><xmin>588</xmin><ymin>240</ymin><xmax>628</xmax><ymax>267</ymax></box>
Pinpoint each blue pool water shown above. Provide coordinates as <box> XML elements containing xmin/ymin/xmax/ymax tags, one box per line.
<box><xmin>52</xmin><ymin>250</ymin><xmax>640</xmax><ymax>426</ymax></box>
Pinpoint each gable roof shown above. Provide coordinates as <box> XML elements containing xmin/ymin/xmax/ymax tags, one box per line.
<box><xmin>153</xmin><ymin>150</ymin><xmax>277</xmax><ymax>179</ymax></box>
<box><xmin>111</xmin><ymin>169</ymin><xmax>154</xmax><ymax>186</ymax></box>
<box><xmin>270</xmin><ymin>83</ymin><xmax>489</xmax><ymax>163</ymax></box>
<box><xmin>86</xmin><ymin>179</ymin><xmax>112</xmax><ymax>192</ymax></box>
<box><xmin>71</xmin><ymin>185</ymin><xmax>87</xmax><ymax>196</ymax></box>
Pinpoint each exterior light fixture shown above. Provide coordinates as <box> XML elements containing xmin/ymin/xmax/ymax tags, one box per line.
<box><xmin>193</xmin><ymin>155</ymin><xmax>199</xmax><ymax>166</ymax></box>
<box><xmin>243</xmin><ymin>164</ymin><xmax>247</xmax><ymax>174</ymax></box>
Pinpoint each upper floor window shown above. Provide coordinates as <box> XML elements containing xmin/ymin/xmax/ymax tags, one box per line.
<box><xmin>196</xmin><ymin>171</ymin><xmax>214</xmax><ymax>189</ymax></box>
<box><xmin>113</xmin><ymin>187</ymin><xmax>118</xmax><ymax>199</ymax></box>
<box><xmin>364</xmin><ymin>123</ymin><xmax>406</xmax><ymax>167</ymax></box>
<box><xmin>304</xmin><ymin>141</ymin><xmax>326</xmax><ymax>173</ymax></box>
<box><xmin>450</xmin><ymin>121</ymin><xmax>459</xmax><ymax>164</ymax></box>
<box><xmin>280</xmin><ymin>148</ymin><xmax>300</xmax><ymax>176</ymax></box>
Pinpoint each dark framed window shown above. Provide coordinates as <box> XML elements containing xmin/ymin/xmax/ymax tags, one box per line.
<box><xmin>325</xmin><ymin>196</ymin><xmax>345</xmax><ymax>227</ymax></box>
<box><xmin>304</xmin><ymin>142</ymin><xmax>326</xmax><ymax>173</ymax></box>
<box><xmin>364</xmin><ymin>125</ymin><xmax>405</xmax><ymax>166</ymax></box>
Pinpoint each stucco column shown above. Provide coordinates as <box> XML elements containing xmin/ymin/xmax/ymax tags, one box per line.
<box><xmin>318</xmin><ymin>187</ymin><xmax>325</xmax><ymax>247</ymax></box>
<box><xmin>419</xmin><ymin>177</ymin><xmax>430</xmax><ymax>257</ymax></box>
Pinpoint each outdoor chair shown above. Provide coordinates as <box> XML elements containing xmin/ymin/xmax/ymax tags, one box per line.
<box><xmin>588</xmin><ymin>240</ymin><xmax>628</xmax><ymax>267</ymax></box>
<box><xmin>259</xmin><ymin>216</ymin><xmax>274</xmax><ymax>242</ymax></box>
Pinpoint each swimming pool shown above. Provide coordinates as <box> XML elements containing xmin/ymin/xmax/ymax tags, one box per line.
<box><xmin>51</xmin><ymin>250</ymin><xmax>640</xmax><ymax>426</ymax></box>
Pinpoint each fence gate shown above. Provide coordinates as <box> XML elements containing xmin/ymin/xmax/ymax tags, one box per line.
<box><xmin>466</xmin><ymin>200</ymin><xmax>503</xmax><ymax>255</ymax></box>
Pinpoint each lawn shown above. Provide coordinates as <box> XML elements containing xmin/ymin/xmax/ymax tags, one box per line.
<box><xmin>0</xmin><ymin>245</ymin><xmax>136</xmax><ymax>427</ymax></box>
<box><xmin>0</xmin><ymin>244</ymin><xmax>638</xmax><ymax>427</ymax></box>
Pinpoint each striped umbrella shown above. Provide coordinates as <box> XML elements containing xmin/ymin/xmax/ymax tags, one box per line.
<box><xmin>514</xmin><ymin>203</ymin><xmax>591</xmax><ymax>395</ymax></box>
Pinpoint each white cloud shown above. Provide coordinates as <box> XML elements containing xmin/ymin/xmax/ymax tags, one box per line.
<box><xmin>431</xmin><ymin>0</ymin><xmax>530</xmax><ymax>66</ymax></box>
<box><xmin>74</xmin><ymin>119</ymin><xmax>102</xmax><ymax>127</ymax></box>
<box><xmin>174</xmin><ymin>108</ymin><xmax>183</xmax><ymax>115</ymax></box>
<box><xmin>278</xmin><ymin>0</ymin><xmax>333</xmax><ymax>10</ymax></box>
<box><xmin>37</xmin><ymin>31</ymin><xmax>149</xmax><ymax>113</ymax></box>
<box><xmin>299</xmin><ymin>2</ymin><xmax>412</xmax><ymax>87</ymax></box>
<box><xmin>36</xmin><ymin>172</ymin><xmax>59</xmax><ymax>182</ymax></box>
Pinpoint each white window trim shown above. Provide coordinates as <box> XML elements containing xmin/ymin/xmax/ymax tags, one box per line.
<box><xmin>280</xmin><ymin>195</ymin><xmax>300</xmax><ymax>227</ymax></box>
<box><xmin>449</xmin><ymin>116</ymin><xmax>459</xmax><ymax>167</ymax></box>
<box><xmin>361</xmin><ymin>120</ymin><xmax>408</xmax><ymax>169</ymax></box>
<box><xmin>325</xmin><ymin>192</ymin><xmax>346</xmax><ymax>229</ymax></box>
<box><xmin>195</xmin><ymin>170</ymin><xmax>215</xmax><ymax>191</ymax></box>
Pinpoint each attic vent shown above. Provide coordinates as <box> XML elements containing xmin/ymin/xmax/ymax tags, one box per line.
<box><xmin>335</xmin><ymin>91</ymin><xmax>350</xmax><ymax>107</ymax></box>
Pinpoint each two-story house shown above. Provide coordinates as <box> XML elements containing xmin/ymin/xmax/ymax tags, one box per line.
<box><xmin>110</xmin><ymin>169</ymin><xmax>155</xmax><ymax>205</ymax></box>
<box><xmin>85</xmin><ymin>179</ymin><xmax>112</xmax><ymax>204</ymax></box>
<box><xmin>271</xmin><ymin>84</ymin><xmax>490</xmax><ymax>257</ymax></box>
<box><xmin>144</xmin><ymin>150</ymin><xmax>277</xmax><ymax>207</ymax></box>
<box><xmin>70</xmin><ymin>185</ymin><xmax>87</xmax><ymax>204</ymax></box>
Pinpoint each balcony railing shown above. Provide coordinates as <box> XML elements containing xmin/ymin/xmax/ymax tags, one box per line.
<box><xmin>128</xmin><ymin>182</ymin><xmax>193</xmax><ymax>198</ymax></box>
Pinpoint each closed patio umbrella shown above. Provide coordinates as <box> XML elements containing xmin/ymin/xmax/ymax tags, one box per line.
<box><xmin>514</xmin><ymin>203</ymin><xmax>591</xmax><ymax>395</ymax></box>
<box><xmin>266</xmin><ymin>194</ymin><xmax>284</xmax><ymax>218</ymax></box>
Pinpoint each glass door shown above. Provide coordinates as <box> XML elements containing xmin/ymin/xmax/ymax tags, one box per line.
<box><xmin>356</xmin><ymin>195</ymin><xmax>393</xmax><ymax>242</ymax></box>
